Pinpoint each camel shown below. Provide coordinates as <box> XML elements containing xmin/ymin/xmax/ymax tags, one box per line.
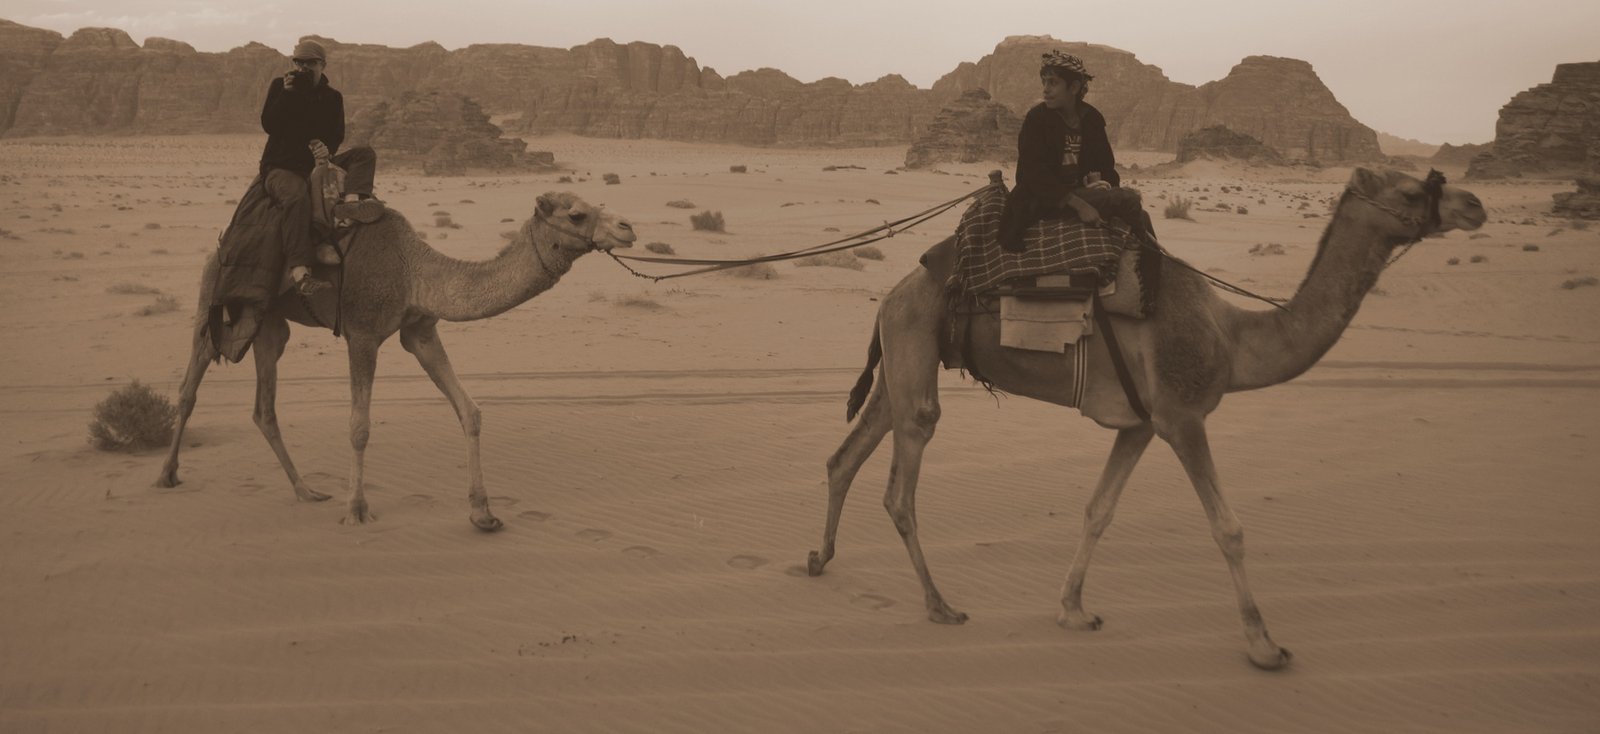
<box><xmin>155</xmin><ymin>192</ymin><xmax>636</xmax><ymax>530</ymax></box>
<box><xmin>807</xmin><ymin>168</ymin><xmax>1485</xmax><ymax>669</ymax></box>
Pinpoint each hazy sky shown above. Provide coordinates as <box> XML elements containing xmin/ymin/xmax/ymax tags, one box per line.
<box><xmin>10</xmin><ymin>0</ymin><xmax>1596</xmax><ymax>144</ymax></box>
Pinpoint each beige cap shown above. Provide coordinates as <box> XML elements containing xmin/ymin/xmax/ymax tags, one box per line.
<box><xmin>291</xmin><ymin>40</ymin><xmax>326</xmax><ymax>62</ymax></box>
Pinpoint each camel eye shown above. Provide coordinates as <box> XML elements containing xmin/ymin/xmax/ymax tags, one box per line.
<box><xmin>568</xmin><ymin>212</ymin><xmax>587</xmax><ymax>223</ymax></box>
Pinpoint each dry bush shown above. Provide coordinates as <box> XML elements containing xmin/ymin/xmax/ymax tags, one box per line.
<box><xmin>88</xmin><ymin>380</ymin><xmax>176</xmax><ymax>452</ymax></box>
<box><xmin>107</xmin><ymin>282</ymin><xmax>161</xmax><ymax>295</ymax></box>
<box><xmin>853</xmin><ymin>246</ymin><xmax>885</xmax><ymax>261</ymax></box>
<box><xmin>557</xmin><ymin>176</ymin><xmax>573</xmax><ymax>184</ymax></box>
<box><xmin>1248</xmin><ymin>243</ymin><xmax>1285</xmax><ymax>256</ymax></box>
<box><xmin>616</xmin><ymin>294</ymin><xmax>664</xmax><ymax>310</ymax></box>
<box><xmin>0</xmin><ymin>228</ymin><xmax>19</xmax><ymax>240</ymax></box>
<box><xmin>795</xmin><ymin>251</ymin><xmax>865</xmax><ymax>271</ymax></box>
<box><xmin>603</xmin><ymin>173</ymin><xmax>621</xmax><ymax>185</ymax></box>
<box><xmin>1570</xmin><ymin>220</ymin><xmax>1590</xmax><ymax>231</ymax></box>
<box><xmin>1523</xmin><ymin>244</ymin><xmax>1541</xmax><ymax>252</ymax></box>
<box><xmin>1447</xmin><ymin>257</ymin><xmax>1461</xmax><ymax>266</ymax></box>
<box><xmin>1560</xmin><ymin>276</ymin><xmax>1597</xmax><ymax>289</ymax></box>
<box><xmin>645</xmin><ymin>242</ymin><xmax>676</xmax><ymax>255</ymax></box>
<box><xmin>136</xmin><ymin>295</ymin><xmax>179</xmax><ymax>316</ymax></box>
<box><xmin>1164</xmin><ymin>196</ymin><xmax>1194</xmax><ymax>220</ymax></box>
<box><xmin>665</xmin><ymin>200</ymin><xmax>696</xmax><ymax>209</ymax></box>
<box><xmin>435</xmin><ymin>215</ymin><xmax>460</xmax><ymax>229</ymax></box>
<box><xmin>730</xmin><ymin>165</ymin><xmax>747</xmax><ymax>173</ymax></box>
<box><xmin>718</xmin><ymin>260</ymin><xmax>778</xmax><ymax>280</ymax></box>
<box><xmin>1469</xmin><ymin>254</ymin><xmax>1488</xmax><ymax>264</ymax></box>
<box><xmin>691</xmin><ymin>210</ymin><xmax>726</xmax><ymax>232</ymax></box>
<box><xmin>1236</xmin><ymin>206</ymin><xmax>1249</xmax><ymax>215</ymax></box>
<box><xmin>432</xmin><ymin>210</ymin><xmax>451</xmax><ymax>216</ymax></box>
<box><xmin>144</xmin><ymin>223</ymin><xmax>161</xmax><ymax>229</ymax></box>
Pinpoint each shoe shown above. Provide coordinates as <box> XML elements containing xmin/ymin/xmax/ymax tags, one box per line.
<box><xmin>315</xmin><ymin>243</ymin><xmax>341</xmax><ymax>265</ymax></box>
<box><xmin>333</xmin><ymin>198</ymin><xmax>385</xmax><ymax>224</ymax></box>
<box><xmin>296</xmin><ymin>275</ymin><xmax>331</xmax><ymax>296</ymax></box>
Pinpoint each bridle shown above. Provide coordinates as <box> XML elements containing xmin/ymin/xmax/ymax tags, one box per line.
<box><xmin>1341</xmin><ymin>169</ymin><xmax>1447</xmax><ymax>265</ymax></box>
<box><xmin>529</xmin><ymin>208</ymin><xmax>610</xmax><ymax>278</ymax></box>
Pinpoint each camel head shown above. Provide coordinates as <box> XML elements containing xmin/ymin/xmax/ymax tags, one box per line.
<box><xmin>534</xmin><ymin>191</ymin><xmax>637</xmax><ymax>254</ymax></box>
<box><xmin>1344</xmin><ymin>168</ymin><xmax>1487</xmax><ymax>240</ymax></box>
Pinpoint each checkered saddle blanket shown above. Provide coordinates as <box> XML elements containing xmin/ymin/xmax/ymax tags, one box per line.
<box><xmin>954</xmin><ymin>185</ymin><xmax>1137</xmax><ymax>294</ymax></box>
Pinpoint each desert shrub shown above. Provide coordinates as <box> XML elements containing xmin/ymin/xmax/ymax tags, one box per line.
<box><xmin>691</xmin><ymin>211</ymin><xmax>726</xmax><ymax>232</ymax></box>
<box><xmin>729</xmin><ymin>165</ymin><xmax>747</xmax><ymax>173</ymax></box>
<box><xmin>459</xmin><ymin>199</ymin><xmax>475</xmax><ymax>204</ymax></box>
<box><xmin>616</xmin><ymin>294</ymin><xmax>664</xmax><ymax>310</ymax></box>
<box><xmin>795</xmin><ymin>251</ymin><xmax>865</xmax><ymax>271</ymax></box>
<box><xmin>435</xmin><ymin>215</ymin><xmax>460</xmax><ymax>228</ymax></box>
<box><xmin>645</xmin><ymin>242</ymin><xmax>676</xmax><ymax>255</ymax></box>
<box><xmin>718</xmin><ymin>260</ymin><xmax>778</xmax><ymax>279</ymax></box>
<box><xmin>1560</xmin><ymin>276</ymin><xmax>1597</xmax><ymax>289</ymax></box>
<box><xmin>1248</xmin><ymin>243</ymin><xmax>1285</xmax><ymax>256</ymax></box>
<box><xmin>665</xmin><ymin>200</ymin><xmax>696</xmax><ymax>209</ymax></box>
<box><xmin>144</xmin><ymin>223</ymin><xmax>161</xmax><ymax>230</ymax></box>
<box><xmin>0</xmin><ymin>228</ymin><xmax>18</xmax><ymax>240</ymax></box>
<box><xmin>1570</xmin><ymin>220</ymin><xmax>1590</xmax><ymax>231</ymax></box>
<box><xmin>88</xmin><ymin>380</ymin><xmax>176</xmax><ymax>452</ymax></box>
<box><xmin>1470</xmin><ymin>254</ymin><xmax>1488</xmax><ymax>264</ymax></box>
<box><xmin>1236</xmin><ymin>206</ymin><xmax>1249</xmax><ymax>215</ymax></box>
<box><xmin>136</xmin><ymin>295</ymin><xmax>179</xmax><ymax>316</ymax></box>
<box><xmin>1447</xmin><ymin>257</ymin><xmax>1461</xmax><ymax>265</ymax></box>
<box><xmin>603</xmin><ymin>173</ymin><xmax>621</xmax><ymax>185</ymax></box>
<box><xmin>1164</xmin><ymin>196</ymin><xmax>1194</xmax><ymax>220</ymax></box>
<box><xmin>1523</xmin><ymin>244</ymin><xmax>1540</xmax><ymax>252</ymax></box>
<box><xmin>432</xmin><ymin>210</ymin><xmax>451</xmax><ymax>216</ymax></box>
<box><xmin>557</xmin><ymin>176</ymin><xmax>573</xmax><ymax>184</ymax></box>
<box><xmin>107</xmin><ymin>282</ymin><xmax>161</xmax><ymax>295</ymax></box>
<box><xmin>853</xmin><ymin>246</ymin><xmax>885</xmax><ymax>261</ymax></box>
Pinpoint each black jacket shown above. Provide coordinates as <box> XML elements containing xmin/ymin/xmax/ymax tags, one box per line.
<box><xmin>259</xmin><ymin>75</ymin><xmax>344</xmax><ymax>179</ymax></box>
<box><xmin>1000</xmin><ymin>101</ymin><xmax>1119</xmax><ymax>248</ymax></box>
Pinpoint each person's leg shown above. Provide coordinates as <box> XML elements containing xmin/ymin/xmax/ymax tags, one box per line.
<box><xmin>263</xmin><ymin>168</ymin><xmax>314</xmax><ymax>271</ymax></box>
<box><xmin>332</xmin><ymin>146</ymin><xmax>377</xmax><ymax>199</ymax></box>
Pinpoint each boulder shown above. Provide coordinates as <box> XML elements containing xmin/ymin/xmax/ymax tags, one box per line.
<box><xmin>1552</xmin><ymin>176</ymin><xmax>1600</xmax><ymax>219</ymax></box>
<box><xmin>1468</xmin><ymin>62</ymin><xmax>1600</xmax><ymax>179</ymax></box>
<box><xmin>1175</xmin><ymin>125</ymin><xmax>1285</xmax><ymax>164</ymax></box>
<box><xmin>903</xmin><ymin>89</ymin><xmax>1021</xmax><ymax>169</ymax></box>
<box><xmin>346</xmin><ymin>92</ymin><xmax>555</xmax><ymax>175</ymax></box>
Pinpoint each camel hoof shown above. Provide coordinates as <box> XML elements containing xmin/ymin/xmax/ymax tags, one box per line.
<box><xmin>928</xmin><ymin>605</ymin><xmax>969</xmax><ymax>625</ymax></box>
<box><xmin>1248</xmin><ymin>646</ymin><xmax>1293</xmax><ymax>671</ymax></box>
<box><xmin>296</xmin><ymin>486</ymin><xmax>331</xmax><ymax>502</ymax></box>
<box><xmin>806</xmin><ymin>550</ymin><xmax>827</xmax><ymax>577</ymax></box>
<box><xmin>471</xmin><ymin>513</ymin><xmax>504</xmax><ymax>533</ymax></box>
<box><xmin>154</xmin><ymin>471</ymin><xmax>180</xmax><ymax>489</ymax></box>
<box><xmin>1057</xmin><ymin>612</ymin><xmax>1103</xmax><ymax>631</ymax></box>
<box><xmin>339</xmin><ymin>505</ymin><xmax>377</xmax><ymax>525</ymax></box>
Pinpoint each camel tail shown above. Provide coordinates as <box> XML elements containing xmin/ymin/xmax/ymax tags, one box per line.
<box><xmin>845</xmin><ymin>321</ymin><xmax>882</xmax><ymax>422</ymax></box>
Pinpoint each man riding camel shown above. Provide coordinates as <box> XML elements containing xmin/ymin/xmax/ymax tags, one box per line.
<box><xmin>260</xmin><ymin>39</ymin><xmax>382</xmax><ymax>293</ymax></box>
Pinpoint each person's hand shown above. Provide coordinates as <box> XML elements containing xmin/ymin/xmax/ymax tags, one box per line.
<box><xmin>283</xmin><ymin>70</ymin><xmax>298</xmax><ymax>91</ymax></box>
<box><xmin>308</xmin><ymin>139</ymin><xmax>330</xmax><ymax>163</ymax></box>
<box><xmin>1084</xmin><ymin>172</ymin><xmax>1112</xmax><ymax>191</ymax></box>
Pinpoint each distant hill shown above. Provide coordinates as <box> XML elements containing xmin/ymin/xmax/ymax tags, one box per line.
<box><xmin>1375</xmin><ymin>131</ymin><xmax>1439</xmax><ymax>158</ymax></box>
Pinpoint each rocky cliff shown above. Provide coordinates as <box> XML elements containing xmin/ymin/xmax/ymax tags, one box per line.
<box><xmin>1176</xmin><ymin>125</ymin><xmax>1285</xmax><ymax>164</ymax></box>
<box><xmin>1552</xmin><ymin>176</ymin><xmax>1600</xmax><ymax>219</ymax></box>
<box><xmin>1432</xmin><ymin>141</ymin><xmax>1490</xmax><ymax>166</ymax></box>
<box><xmin>346</xmin><ymin>92</ymin><xmax>555</xmax><ymax>175</ymax></box>
<box><xmin>903</xmin><ymin>89</ymin><xmax>1021</xmax><ymax>169</ymax></box>
<box><xmin>1467</xmin><ymin>62</ymin><xmax>1600</xmax><ymax>179</ymax></box>
<box><xmin>930</xmin><ymin>37</ymin><xmax>1382</xmax><ymax>162</ymax></box>
<box><xmin>0</xmin><ymin>21</ymin><xmax>1385</xmax><ymax>159</ymax></box>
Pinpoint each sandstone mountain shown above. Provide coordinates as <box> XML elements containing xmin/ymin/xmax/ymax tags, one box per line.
<box><xmin>0</xmin><ymin>20</ymin><xmax>1384</xmax><ymax>161</ymax></box>
<box><xmin>1552</xmin><ymin>176</ymin><xmax>1600</xmax><ymax>219</ymax></box>
<box><xmin>346</xmin><ymin>92</ymin><xmax>555</xmax><ymax>176</ymax></box>
<box><xmin>1376</xmin><ymin>131</ymin><xmax>1440</xmax><ymax>158</ymax></box>
<box><xmin>903</xmin><ymin>89</ymin><xmax>1021</xmax><ymax>169</ymax></box>
<box><xmin>1431</xmin><ymin>142</ymin><xmax>1490</xmax><ymax>166</ymax></box>
<box><xmin>1467</xmin><ymin>62</ymin><xmax>1600</xmax><ymax>179</ymax></box>
<box><xmin>1176</xmin><ymin>125</ymin><xmax>1286</xmax><ymax>165</ymax></box>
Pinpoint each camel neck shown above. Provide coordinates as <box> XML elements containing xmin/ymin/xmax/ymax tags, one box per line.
<box><xmin>1226</xmin><ymin>205</ymin><xmax>1402</xmax><ymax>391</ymax></box>
<box><xmin>409</xmin><ymin>227</ymin><xmax>573</xmax><ymax>322</ymax></box>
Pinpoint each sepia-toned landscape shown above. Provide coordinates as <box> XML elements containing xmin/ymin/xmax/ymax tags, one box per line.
<box><xmin>2</xmin><ymin>13</ymin><xmax>1599</xmax><ymax>734</ymax></box>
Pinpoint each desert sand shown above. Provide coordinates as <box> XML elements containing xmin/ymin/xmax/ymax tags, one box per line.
<box><xmin>2</xmin><ymin>135</ymin><xmax>1597</xmax><ymax>733</ymax></box>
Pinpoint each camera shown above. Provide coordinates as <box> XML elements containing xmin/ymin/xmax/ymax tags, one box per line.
<box><xmin>287</xmin><ymin>69</ymin><xmax>314</xmax><ymax>89</ymax></box>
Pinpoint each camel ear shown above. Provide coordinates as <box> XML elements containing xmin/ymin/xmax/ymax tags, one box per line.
<box><xmin>1347</xmin><ymin>167</ymin><xmax>1382</xmax><ymax>194</ymax></box>
<box><xmin>536</xmin><ymin>194</ymin><xmax>557</xmax><ymax>216</ymax></box>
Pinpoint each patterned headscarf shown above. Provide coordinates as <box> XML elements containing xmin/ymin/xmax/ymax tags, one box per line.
<box><xmin>1041</xmin><ymin>51</ymin><xmax>1093</xmax><ymax>81</ymax></box>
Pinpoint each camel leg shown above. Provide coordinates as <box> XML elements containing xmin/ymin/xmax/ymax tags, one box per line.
<box><xmin>400</xmin><ymin>321</ymin><xmax>502</xmax><ymax>532</ymax></box>
<box><xmin>808</xmin><ymin>377</ymin><xmax>891</xmax><ymax>575</ymax></box>
<box><xmin>1058</xmin><ymin>424</ymin><xmax>1154</xmax><ymax>630</ymax></box>
<box><xmin>340</xmin><ymin>336</ymin><xmax>381</xmax><ymax>525</ymax></box>
<box><xmin>155</xmin><ymin>317</ymin><xmax>217</xmax><ymax>488</ymax></box>
<box><xmin>251</xmin><ymin>316</ymin><xmax>330</xmax><ymax>502</ymax></box>
<box><xmin>879</xmin><ymin>317</ymin><xmax>967</xmax><ymax>625</ymax></box>
<box><xmin>1164</xmin><ymin>418</ymin><xmax>1292</xmax><ymax>670</ymax></box>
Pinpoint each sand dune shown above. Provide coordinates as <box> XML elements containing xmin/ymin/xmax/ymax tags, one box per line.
<box><xmin>1</xmin><ymin>135</ymin><xmax>1597</xmax><ymax>732</ymax></box>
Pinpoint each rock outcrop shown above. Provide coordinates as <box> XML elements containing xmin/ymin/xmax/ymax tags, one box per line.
<box><xmin>346</xmin><ymin>92</ymin><xmax>553</xmax><ymax>175</ymax></box>
<box><xmin>0</xmin><ymin>22</ymin><xmax>1385</xmax><ymax>159</ymax></box>
<box><xmin>903</xmin><ymin>89</ymin><xmax>1021</xmax><ymax>169</ymax></box>
<box><xmin>930</xmin><ymin>37</ymin><xmax>1383</xmax><ymax>162</ymax></box>
<box><xmin>1552</xmin><ymin>176</ymin><xmax>1600</xmax><ymax>219</ymax></box>
<box><xmin>1175</xmin><ymin>125</ymin><xmax>1285</xmax><ymax>164</ymax></box>
<box><xmin>1432</xmin><ymin>142</ymin><xmax>1490</xmax><ymax>166</ymax></box>
<box><xmin>1467</xmin><ymin>62</ymin><xmax>1600</xmax><ymax>179</ymax></box>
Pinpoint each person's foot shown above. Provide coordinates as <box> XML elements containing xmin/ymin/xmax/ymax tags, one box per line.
<box><xmin>295</xmin><ymin>273</ymin><xmax>331</xmax><ymax>295</ymax></box>
<box><xmin>334</xmin><ymin>197</ymin><xmax>385</xmax><ymax>224</ymax></box>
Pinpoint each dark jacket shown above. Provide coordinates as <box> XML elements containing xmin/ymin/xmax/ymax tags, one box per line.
<box><xmin>1000</xmin><ymin>101</ymin><xmax>1119</xmax><ymax>248</ymax></box>
<box><xmin>259</xmin><ymin>75</ymin><xmax>344</xmax><ymax>179</ymax></box>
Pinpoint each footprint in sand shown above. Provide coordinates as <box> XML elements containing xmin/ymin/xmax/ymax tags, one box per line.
<box><xmin>576</xmin><ymin>528</ymin><xmax>612</xmax><ymax>542</ymax></box>
<box><xmin>401</xmin><ymin>493</ymin><xmax>435</xmax><ymax>505</ymax></box>
<box><xmin>726</xmin><ymin>555</ymin><xmax>768</xmax><ymax>570</ymax></box>
<box><xmin>621</xmin><ymin>546</ymin><xmax>661</xmax><ymax>559</ymax></box>
<box><xmin>489</xmin><ymin>496</ymin><xmax>520</xmax><ymax>507</ymax></box>
<box><xmin>850</xmin><ymin>593</ymin><xmax>896</xmax><ymax>611</ymax></box>
<box><xmin>516</xmin><ymin>510</ymin><xmax>551</xmax><ymax>522</ymax></box>
<box><xmin>783</xmin><ymin>565</ymin><xmax>811</xmax><ymax>577</ymax></box>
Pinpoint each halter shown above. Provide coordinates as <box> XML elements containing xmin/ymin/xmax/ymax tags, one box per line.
<box><xmin>529</xmin><ymin>207</ymin><xmax>608</xmax><ymax>278</ymax></box>
<box><xmin>1342</xmin><ymin>169</ymin><xmax>1447</xmax><ymax>265</ymax></box>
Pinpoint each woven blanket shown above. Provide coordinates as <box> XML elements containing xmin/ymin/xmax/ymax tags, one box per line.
<box><xmin>954</xmin><ymin>185</ymin><xmax>1136</xmax><ymax>294</ymax></box>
